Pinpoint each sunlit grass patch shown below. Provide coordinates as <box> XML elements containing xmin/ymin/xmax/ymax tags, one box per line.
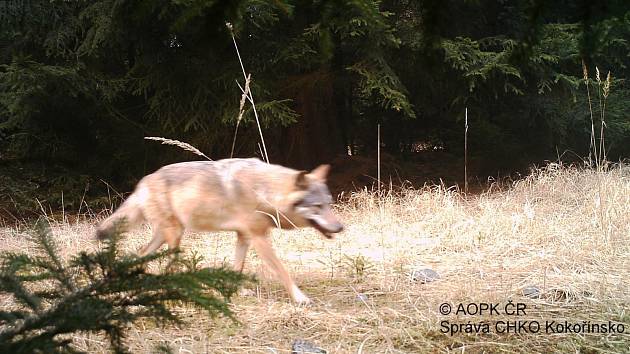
<box><xmin>1</xmin><ymin>164</ymin><xmax>628</xmax><ymax>353</ymax></box>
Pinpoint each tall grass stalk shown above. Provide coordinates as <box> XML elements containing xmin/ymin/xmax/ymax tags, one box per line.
<box><xmin>582</xmin><ymin>63</ymin><xmax>615</xmax><ymax>244</ymax></box>
<box><xmin>226</xmin><ymin>23</ymin><xmax>269</xmax><ymax>163</ymax></box>
<box><xmin>597</xmin><ymin>69</ymin><xmax>611</xmax><ymax>168</ymax></box>
<box><xmin>583</xmin><ymin>63</ymin><xmax>612</xmax><ymax>171</ymax></box>
<box><xmin>582</xmin><ymin>60</ymin><xmax>597</xmax><ymax>167</ymax></box>
<box><xmin>231</xmin><ymin>73</ymin><xmax>251</xmax><ymax>158</ymax></box>
<box><xmin>377</xmin><ymin>124</ymin><xmax>381</xmax><ymax>194</ymax></box>
<box><xmin>144</xmin><ymin>137</ymin><xmax>212</xmax><ymax>161</ymax></box>
<box><xmin>464</xmin><ymin>107</ymin><xmax>469</xmax><ymax>194</ymax></box>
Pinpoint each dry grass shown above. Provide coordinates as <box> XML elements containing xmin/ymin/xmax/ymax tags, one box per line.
<box><xmin>1</xmin><ymin>164</ymin><xmax>629</xmax><ymax>353</ymax></box>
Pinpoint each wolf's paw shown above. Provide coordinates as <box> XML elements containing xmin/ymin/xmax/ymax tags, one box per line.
<box><xmin>291</xmin><ymin>285</ymin><xmax>311</xmax><ymax>305</ymax></box>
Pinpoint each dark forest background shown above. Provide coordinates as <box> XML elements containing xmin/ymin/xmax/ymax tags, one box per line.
<box><xmin>1</xmin><ymin>0</ymin><xmax>629</xmax><ymax>217</ymax></box>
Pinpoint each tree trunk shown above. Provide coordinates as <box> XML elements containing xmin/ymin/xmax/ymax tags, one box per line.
<box><xmin>278</xmin><ymin>69</ymin><xmax>343</xmax><ymax>169</ymax></box>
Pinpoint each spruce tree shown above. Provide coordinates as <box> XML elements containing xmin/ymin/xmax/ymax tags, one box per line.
<box><xmin>0</xmin><ymin>222</ymin><xmax>252</xmax><ymax>353</ymax></box>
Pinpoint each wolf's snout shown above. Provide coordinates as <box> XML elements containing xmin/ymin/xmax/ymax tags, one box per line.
<box><xmin>322</xmin><ymin>220</ymin><xmax>344</xmax><ymax>237</ymax></box>
<box><xmin>331</xmin><ymin>222</ymin><xmax>344</xmax><ymax>233</ymax></box>
<box><xmin>308</xmin><ymin>217</ymin><xmax>344</xmax><ymax>238</ymax></box>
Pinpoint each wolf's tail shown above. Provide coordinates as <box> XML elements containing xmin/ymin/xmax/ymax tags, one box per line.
<box><xmin>96</xmin><ymin>191</ymin><xmax>146</xmax><ymax>240</ymax></box>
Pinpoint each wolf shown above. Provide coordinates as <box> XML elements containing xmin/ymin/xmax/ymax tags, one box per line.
<box><xmin>96</xmin><ymin>158</ymin><xmax>344</xmax><ymax>304</ymax></box>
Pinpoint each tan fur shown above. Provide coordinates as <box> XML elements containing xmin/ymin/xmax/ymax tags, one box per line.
<box><xmin>96</xmin><ymin>158</ymin><xmax>343</xmax><ymax>304</ymax></box>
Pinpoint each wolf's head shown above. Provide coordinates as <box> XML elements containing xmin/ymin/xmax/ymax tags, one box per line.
<box><xmin>289</xmin><ymin>165</ymin><xmax>344</xmax><ymax>238</ymax></box>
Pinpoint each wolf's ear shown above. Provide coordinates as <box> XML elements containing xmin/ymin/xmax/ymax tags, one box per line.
<box><xmin>309</xmin><ymin>164</ymin><xmax>330</xmax><ymax>182</ymax></box>
<box><xmin>295</xmin><ymin>171</ymin><xmax>309</xmax><ymax>190</ymax></box>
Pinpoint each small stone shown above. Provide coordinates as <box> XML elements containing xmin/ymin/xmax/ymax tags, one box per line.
<box><xmin>522</xmin><ymin>286</ymin><xmax>541</xmax><ymax>299</ymax></box>
<box><xmin>356</xmin><ymin>293</ymin><xmax>368</xmax><ymax>302</ymax></box>
<box><xmin>546</xmin><ymin>288</ymin><xmax>575</xmax><ymax>302</ymax></box>
<box><xmin>410</xmin><ymin>268</ymin><xmax>440</xmax><ymax>283</ymax></box>
<box><xmin>291</xmin><ymin>339</ymin><xmax>327</xmax><ymax>354</ymax></box>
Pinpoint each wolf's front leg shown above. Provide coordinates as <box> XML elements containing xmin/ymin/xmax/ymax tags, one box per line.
<box><xmin>251</xmin><ymin>235</ymin><xmax>311</xmax><ymax>305</ymax></box>
<box><xmin>233</xmin><ymin>232</ymin><xmax>251</xmax><ymax>272</ymax></box>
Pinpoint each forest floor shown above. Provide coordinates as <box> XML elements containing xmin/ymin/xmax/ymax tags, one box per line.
<box><xmin>1</xmin><ymin>164</ymin><xmax>629</xmax><ymax>353</ymax></box>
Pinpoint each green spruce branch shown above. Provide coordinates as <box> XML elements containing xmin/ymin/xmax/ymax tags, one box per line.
<box><xmin>0</xmin><ymin>221</ymin><xmax>253</xmax><ymax>353</ymax></box>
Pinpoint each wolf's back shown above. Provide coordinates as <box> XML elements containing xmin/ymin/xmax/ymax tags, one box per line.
<box><xmin>95</xmin><ymin>158</ymin><xmax>297</xmax><ymax>239</ymax></box>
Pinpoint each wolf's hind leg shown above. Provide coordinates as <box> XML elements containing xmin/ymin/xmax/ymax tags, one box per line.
<box><xmin>251</xmin><ymin>235</ymin><xmax>310</xmax><ymax>305</ymax></box>
<box><xmin>138</xmin><ymin>218</ymin><xmax>183</xmax><ymax>256</ymax></box>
